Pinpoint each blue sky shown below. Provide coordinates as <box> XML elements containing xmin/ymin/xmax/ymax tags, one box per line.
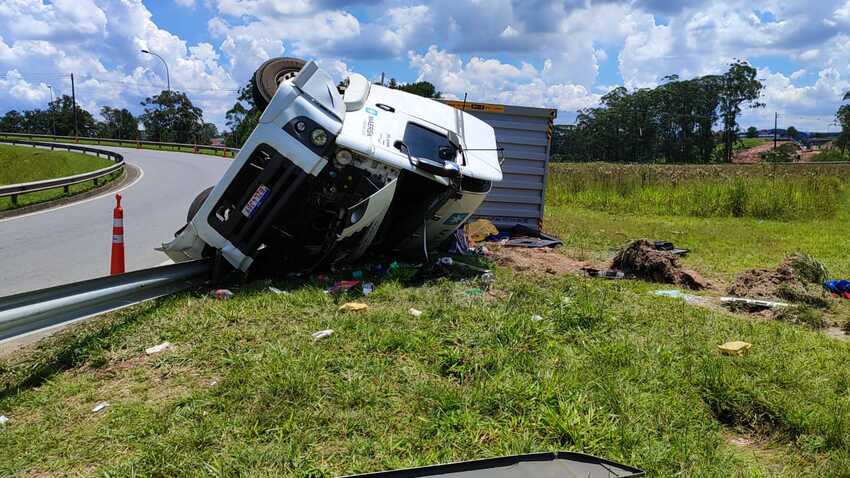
<box><xmin>1</xmin><ymin>0</ymin><xmax>849</xmax><ymax>132</ymax></box>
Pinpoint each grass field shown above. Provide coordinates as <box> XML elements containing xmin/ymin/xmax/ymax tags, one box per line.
<box><xmin>0</xmin><ymin>144</ymin><xmax>121</xmax><ymax>211</ymax></box>
<box><xmin>2</xmin><ymin>162</ymin><xmax>850</xmax><ymax>476</ymax></box>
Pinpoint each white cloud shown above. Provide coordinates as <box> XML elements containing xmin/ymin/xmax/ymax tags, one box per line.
<box><xmin>409</xmin><ymin>45</ymin><xmax>597</xmax><ymax>112</ymax></box>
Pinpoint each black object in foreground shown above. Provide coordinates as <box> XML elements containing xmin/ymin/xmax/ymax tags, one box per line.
<box><xmin>342</xmin><ymin>452</ymin><xmax>644</xmax><ymax>478</ymax></box>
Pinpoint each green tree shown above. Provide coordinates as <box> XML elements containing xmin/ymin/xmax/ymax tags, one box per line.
<box><xmin>718</xmin><ymin>60</ymin><xmax>764</xmax><ymax>162</ymax></box>
<box><xmin>139</xmin><ymin>90</ymin><xmax>208</xmax><ymax>144</ymax></box>
<box><xmin>22</xmin><ymin>109</ymin><xmax>51</xmax><ymax>134</ymax></box>
<box><xmin>746</xmin><ymin>126</ymin><xmax>759</xmax><ymax>138</ymax></box>
<box><xmin>0</xmin><ymin>110</ymin><xmax>25</xmax><ymax>132</ymax></box>
<box><xmin>96</xmin><ymin>107</ymin><xmax>138</xmax><ymax>139</ymax></box>
<box><xmin>786</xmin><ymin>126</ymin><xmax>800</xmax><ymax>140</ymax></box>
<box><xmin>46</xmin><ymin>95</ymin><xmax>96</xmax><ymax>136</ymax></box>
<box><xmin>385</xmin><ymin>78</ymin><xmax>441</xmax><ymax>99</ymax></box>
<box><xmin>224</xmin><ymin>80</ymin><xmax>260</xmax><ymax>148</ymax></box>
<box><xmin>836</xmin><ymin>91</ymin><xmax>850</xmax><ymax>155</ymax></box>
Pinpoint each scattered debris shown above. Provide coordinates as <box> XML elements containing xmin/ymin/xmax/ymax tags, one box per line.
<box><xmin>484</xmin><ymin>224</ymin><xmax>564</xmax><ymax>248</ymax></box>
<box><xmin>92</xmin><ymin>402</ymin><xmax>109</xmax><ymax>413</ymax></box>
<box><xmin>145</xmin><ymin>342</ymin><xmax>173</xmax><ymax>355</ymax></box>
<box><xmin>465</xmin><ymin>288</ymin><xmax>484</xmax><ymax>296</ymax></box>
<box><xmin>268</xmin><ymin>286</ymin><xmax>287</xmax><ymax>295</ymax></box>
<box><xmin>326</xmin><ymin>280</ymin><xmax>360</xmax><ymax>294</ymax></box>
<box><xmin>728</xmin><ymin>254</ymin><xmax>832</xmax><ymax>307</ymax></box>
<box><xmin>362</xmin><ymin>282</ymin><xmax>374</xmax><ymax>296</ymax></box>
<box><xmin>210</xmin><ymin>289</ymin><xmax>234</xmax><ymax>300</ymax></box>
<box><xmin>437</xmin><ymin>257</ymin><xmax>454</xmax><ymax>266</ymax></box>
<box><xmin>408</xmin><ymin>308</ymin><xmax>423</xmax><ymax>317</ymax></box>
<box><xmin>338</xmin><ymin>302</ymin><xmax>369</xmax><ymax>312</ymax></box>
<box><xmin>824</xmin><ymin>279</ymin><xmax>850</xmax><ymax>299</ymax></box>
<box><xmin>718</xmin><ymin>341</ymin><xmax>752</xmax><ymax>356</ymax></box>
<box><xmin>584</xmin><ymin>268</ymin><xmax>625</xmax><ymax>280</ymax></box>
<box><xmin>612</xmin><ymin>239</ymin><xmax>709</xmax><ymax>290</ymax></box>
<box><xmin>652</xmin><ymin>289</ymin><xmax>708</xmax><ymax>305</ymax></box>
<box><xmin>311</xmin><ymin>329</ymin><xmax>334</xmax><ymax>341</ymax></box>
<box><xmin>480</xmin><ymin>272</ymin><xmax>496</xmax><ymax>285</ymax></box>
<box><xmin>531</xmin><ymin>314</ymin><xmax>544</xmax><ymax>322</ymax></box>
<box><xmin>352</xmin><ymin>270</ymin><xmax>364</xmax><ymax>280</ymax></box>
<box><xmin>0</xmin><ymin>415</ymin><xmax>8</xmax><ymax>425</ymax></box>
<box><xmin>721</xmin><ymin>297</ymin><xmax>790</xmax><ymax>312</ymax></box>
<box><xmin>467</xmin><ymin>219</ymin><xmax>499</xmax><ymax>243</ymax></box>
<box><xmin>653</xmin><ymin>240</ymin><xmax>689</xmax><ymax>256</ymax></box>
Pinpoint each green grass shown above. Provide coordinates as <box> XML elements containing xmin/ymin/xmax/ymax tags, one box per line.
<box><xmin>0</xmin><ymin>134</ymin><xmax>235</xmax><ymax>158</ymax></box>
<box><xmin>0</xmin><ymin>144</ymin><xmax>121</xmax><ymax>211</ymax></box>
<box><xmin>547</xmin><ymin>163</ymin><xmax>850</xmax><ymax>222</ymax></box>
<box><xmin>3</xmin><ymin>273</ymin><xmax>850</xmax><ymax>476</ymax></box>
<box><xmin>3</xmin><ymin>162</ymin><xmax>850</xmax><ymax>476</ymax></box>
<box><xmin>811</xmin><ymin>149</ymin><xmax>850</xmax><ymax>162</ymax></box>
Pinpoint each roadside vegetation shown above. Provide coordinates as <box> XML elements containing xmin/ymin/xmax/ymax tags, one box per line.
<box><xmin>547</xmin><ymin>162</ymin><xmax>848</xmax><ymax>222</ymax></box>
<box><xmin>0</xmin><ymin>143</ymin><xmax>121</xmax><ymax>211</ymax></box>
<box><xmin>546</xmin><ymin>162</ymin><xmax>850</xmax><ymax>280</ymax></box>
<box><xmin>0</xmin><ymin>133</ymin><xmax>234</xmax><ymax>158</ymax></box>
<box><xmin>2</xmin><ymin>162</ymin><xmax>850</xmax><ymax>476</ymax></box>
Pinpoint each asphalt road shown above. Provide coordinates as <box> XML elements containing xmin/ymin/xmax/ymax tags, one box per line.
<box><xmin>0</xmin><ymin>146</ymin><xmax>230</xmax><ymax>296</ymax></box>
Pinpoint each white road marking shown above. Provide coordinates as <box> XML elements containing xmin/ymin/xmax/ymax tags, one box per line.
<box><xmin>0</xmin><ymin>164</ymin><xmax>145</xmax><ymax>224</ymax></box>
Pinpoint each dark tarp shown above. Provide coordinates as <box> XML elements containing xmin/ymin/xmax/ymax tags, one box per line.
<box><xmin>342</xmin><ymin>451</ymin><xmax>644</xmax><ymax>478</ymax></box>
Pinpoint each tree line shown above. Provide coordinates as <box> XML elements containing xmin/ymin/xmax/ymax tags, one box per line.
<box><xmin>0</xmin><ymin>90</ymin><xmax>219</xmax><ymax>145</ymax></box>
<box><xmin>552</xmin><ymin>61</ymin><xmax>765</xmax><ymax>163</ymax></box>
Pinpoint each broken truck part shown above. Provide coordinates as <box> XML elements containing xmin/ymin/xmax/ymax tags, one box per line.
<box><xmin>162</xmin><ymin>58</ymin><xmax>502</xmax><ymax>273</ymax></box>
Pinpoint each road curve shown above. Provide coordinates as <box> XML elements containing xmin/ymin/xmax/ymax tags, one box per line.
<box><xmin>0</xmin><ymin>146</ymin><xmax>230</xmax><ymax>296</ymax></box>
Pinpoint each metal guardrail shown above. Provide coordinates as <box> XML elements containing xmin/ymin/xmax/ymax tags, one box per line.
<box><xmin>0</xmin><ymin>260</ymin><xmax>211</xmax><ymax>342</ymax></box>
<box><xmin>0</xmin><ymin>138</ymin><xmax>125</xmax><ymax>205</ymax></box>
<box><xmin>0</xmin><ymin>131</ymin><xmax>239</xmax><ymax>158</ymax></box>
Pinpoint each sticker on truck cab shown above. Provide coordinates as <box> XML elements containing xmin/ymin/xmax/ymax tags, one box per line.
<box><xmin>242</xmin><ymin>184</ymin><xmax>270</xmax><ymax>218</ymax></box>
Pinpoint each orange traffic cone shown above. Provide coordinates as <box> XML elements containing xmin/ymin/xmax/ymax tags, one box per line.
<box><xmin>110</xmin><ymin>194</ymin><xmax>125</xmax><ymax>275</ymax></box>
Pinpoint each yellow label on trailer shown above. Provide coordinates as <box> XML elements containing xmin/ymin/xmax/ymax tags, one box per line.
<box><xmin>444</xmin><ymin>100</ymin><xmax>505</xmax><ymax>113</ymax></box>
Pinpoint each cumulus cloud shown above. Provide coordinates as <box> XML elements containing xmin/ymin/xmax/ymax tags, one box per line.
<box><xmin>409</xmin><ymin>45</ymin><xmax>597</xmax><ymax>112</ymax></box>
<box><xmin>2</xmin><ymin>0</ymin><xmax>850</xmax><ymax>131</ymax></box>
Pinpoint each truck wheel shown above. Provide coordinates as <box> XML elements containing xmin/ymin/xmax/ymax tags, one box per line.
<box><xmin>187</xmin><ymin>186</ymin><xmax>214</xmax><ymax>223</ymax></box>
<box><xmin>252</xmin><ymin>57</ymin><xmax>307</xmax><ymax>111</ymax></box>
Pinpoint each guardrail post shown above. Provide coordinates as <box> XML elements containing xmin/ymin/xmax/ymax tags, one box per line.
<box><xmin>10</xmin><ymin>194</ymin><xmax>17</xmax><ymax>206</ymax></box>
<box><xmin>193</xmin><ymin>144</ymin><xmax>198</xmax><ymax>153</ymax></box>
<box><xmin>93</xmin><ymin>177</ymin><xmax>99</xmax><ymax>187</ymax></box>
<box><xmin>63</xmin><ymin>185</ymin><xmax>69</xmax><ymax>194</ymax></box>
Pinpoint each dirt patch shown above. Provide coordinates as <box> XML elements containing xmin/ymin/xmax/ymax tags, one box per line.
<box><xmin>490</xmin><ymin>246</ymin><xmax>594</xmax><ymax>275</ymax></box>
<box><xmin>612</xmin><ymin>239</ymin><xmax>710</xmax><ymax>290</ymax></box>
<box><xmin>727</xmin><ymin>255</ymin><xmax>831</xmax><ymax>307</ymax></box>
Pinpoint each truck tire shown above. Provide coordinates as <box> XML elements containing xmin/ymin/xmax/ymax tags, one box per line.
<box><xmin>187</xmin><ymin>186</ymin><xmax>214</xmax><ymax>223</ymax></box>
<box><xmin>252</xmin><ymin>57</ymin><xmax>307</xmax><ymax>111</ymax></box>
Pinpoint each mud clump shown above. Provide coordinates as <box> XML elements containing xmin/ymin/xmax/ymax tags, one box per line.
<box><xmin>728</xmin><ymin>254</ymin><xmax>832</xmax><ymax>308</ymax></box>
<box><xmin>612</xmin><ymin>239</ymin><xmax>709</xmax><ymax>290</ymax></box>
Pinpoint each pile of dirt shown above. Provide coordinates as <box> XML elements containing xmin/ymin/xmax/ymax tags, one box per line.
<box><xmin>612</xmin><ymin>239</ymin><xmax>710</xmax><ymax>290</ymax></box>
<box><xmin>491</xmin><ymin>246</ymin><xmax>593</xmax><ymax>275</ymax></box>
<box><xmin>728</xmin><ymin>254</ymin><xmax>832</xmax><ymax>308</ymax></box>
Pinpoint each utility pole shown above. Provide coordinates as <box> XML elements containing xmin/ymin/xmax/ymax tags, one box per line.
<box><xmin>71</xmin><ymin>73</ymin><xmax>79</xmax><ymax>138</ymax></box>
<box><xmin>47</xmin><ymin>85</ymin><xmax>56</xmax><ymax>136</ymax></box>
<box><xmin>773</xmin><ymin>112</ymin><xmax>778</xmax><ymax>150</ymax></box>
<box><xmin>380</xmin><ymin>72</ymin><xmax>385</xmax><ymax>86</ymax></box>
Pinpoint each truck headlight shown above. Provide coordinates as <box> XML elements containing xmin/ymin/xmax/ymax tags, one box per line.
<box><xmin>335</xmin><ymin>149</ymin><xmax>353</xmax><ymax>166</ymax></box>
<box><xmin>311</xmin><ymin>128</ymin><xmax>328</xmax><ymax>146</ymax></box>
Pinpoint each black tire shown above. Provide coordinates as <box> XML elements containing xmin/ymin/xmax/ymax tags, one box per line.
<box><xmin>187</xmin><ymin>186</ymin><xmax>214</xmax><ymax>223</ymax></box>
<box><xmin>252</xmin><ymin>57</ymin><xmax>308</xmax><ymax>111</ymax></box>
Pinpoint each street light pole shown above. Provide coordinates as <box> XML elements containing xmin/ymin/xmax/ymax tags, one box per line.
<box><xmin>141</xmin><ymin>49</ymin><xmax>170</xmax><ymax>92</ymax></box>
<box><xmin>47</xmin><ymin>85</ymin><xmax>56</xmax><ymax>136</ymax></box>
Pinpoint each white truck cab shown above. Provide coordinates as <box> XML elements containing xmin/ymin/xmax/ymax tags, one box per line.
<box><xmin>162</xmin><ymin>58</ymin><xmax>501</xmax><ymax>273</ymax></box>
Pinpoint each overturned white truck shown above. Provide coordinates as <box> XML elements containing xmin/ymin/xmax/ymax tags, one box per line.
<box><xmin>162</xmin><ymin>58</ymin><xmax>502</xmax><ymax>273</ymax></box>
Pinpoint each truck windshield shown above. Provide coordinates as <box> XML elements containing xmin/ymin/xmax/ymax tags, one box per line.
<box><xmin>403</xmin><ymin>123</ymin><xmax>455</xmax><ymax>163</ymax></box>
